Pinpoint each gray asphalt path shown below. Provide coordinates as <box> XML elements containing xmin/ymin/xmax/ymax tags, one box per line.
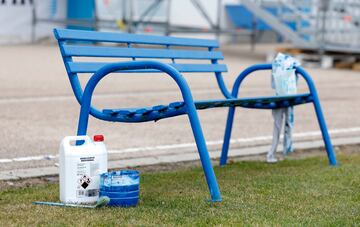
<box><xmin>0</xmin><ymin>44</ymin><xmax>359</xmax><ymax>171</ymax></box>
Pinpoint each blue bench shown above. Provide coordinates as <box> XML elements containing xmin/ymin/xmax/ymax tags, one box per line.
<box><xmin>54</xmin><ymin>28</ymin><xmax>337</xmax><ymax>202</ymax></box>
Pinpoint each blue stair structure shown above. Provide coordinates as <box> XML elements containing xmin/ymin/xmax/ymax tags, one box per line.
<box><xmin>225</xmin><ymin>0</ymin><xmax>360</xmax><ymax>53</ymax></box>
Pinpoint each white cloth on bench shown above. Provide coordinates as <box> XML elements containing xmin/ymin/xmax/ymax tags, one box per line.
<box><xmin>268</xmin><ymin>53</ymin><xmax>300</xmax><ymax>160</ymax></box>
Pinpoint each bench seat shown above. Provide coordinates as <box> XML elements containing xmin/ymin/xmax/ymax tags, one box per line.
<box><xmin>103</xmin><ymin>93</ymin><xmax>312</xmax><ymax>122</ymax></box>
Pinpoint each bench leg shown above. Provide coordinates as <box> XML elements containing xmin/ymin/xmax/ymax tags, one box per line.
<box><xmin>187</xmin><ymin>106</ymin><xmax>222</xmax><ymax>202</ymax></box>
<box><xmin>76</xmin><ymin>97</ymin><xmax>91</xmax><ymax>141</ymax></box>
<box><xmin>220</xmin><ymin>107</ymin><xmax>236</xmax><ymax>166</ymax></box>
<box><xmin>74</xmin><ymin>106</ymin><xmax>90</xmax><ymax>146</ymax></box>
<box><xmin>312</xmin><ymin>97</ymin><xmax>337</xmax><ymax>166</ymax></box>
<box><xmin>77</xmin><ymin>111</ymin><xmax>89</xmax><ymax>136</ymax></box>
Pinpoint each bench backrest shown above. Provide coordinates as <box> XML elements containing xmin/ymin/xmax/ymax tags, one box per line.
<box><xmin>54</xmin><ymin>28</ymin><xmax>227</xmax><ymax>75</ymax></box>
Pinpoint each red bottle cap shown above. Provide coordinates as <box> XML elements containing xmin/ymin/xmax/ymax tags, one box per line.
<box><xmin>93</xmin><ymin>135</ymin><xmax>104</xmax><ymax>142</ymax></box>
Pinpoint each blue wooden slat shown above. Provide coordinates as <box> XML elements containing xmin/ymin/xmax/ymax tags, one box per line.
<box><xmin>152</xmin><ymin>105</ymin><xmax>168</xmax><ymax>111</ymax></box>
<box><xmin>67</xmin><ymin>62</ymin><xmax>228</xmax><ymax>73</ymax></box>
<box><xmin>102</xmin><ymin>93</ymin><xmax>312</xmax><ymax>118</ymax></box>
<box><xmin>193</xmin><ymin>93</ymin><xmax>311</xmax><ymax>109</ymax></box>
<box><xmin>54</xmin><ymin>28</ymin><xmax>219</xmax><ymax>48</ymax></box>
<box><xmin>62</xmin><ymin>45</ymin><xmax>224</xmax><ymax>60</ymax></box>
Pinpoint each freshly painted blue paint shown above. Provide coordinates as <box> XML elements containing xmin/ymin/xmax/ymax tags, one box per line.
<box><xmin>67</xmin><ymin>62</ymin><xmax>228</xmax><ymax>74</ymax></box>
<box><xmin>75</xmin><ymin>60</ymin><xmax>222</xmax><ymax>202</ymax></box>
<box><xmin>220</xmin><ymin>64</ymin><xmax>337</xmax><ymax>166</ymax></box>
<box><xmin>54</xmin><ymin>28</ymin><xmax>337</xmax><ymax>202</ymax></box>
<box><xmin>101</xmin><ymin>93</ymin><xmax>312</xmax><ymax>122</ymax></box>
<box><xmin>55</xmin><ymin>28</ymin><xmax>219</xmax><ymax>47</ymax></box>
<box><xmin>62</xmin><ymin>45</ymin><xmax>224</xmax><ymax>59</ymax></box>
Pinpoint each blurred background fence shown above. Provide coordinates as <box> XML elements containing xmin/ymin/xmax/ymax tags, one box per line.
<box><xmin>0</xmin><ymin>0</ymin><xmax>359</xmax><ymax>54</ymax></box>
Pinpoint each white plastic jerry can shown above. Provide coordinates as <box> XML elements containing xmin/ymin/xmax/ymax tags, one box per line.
<box><xmin>59</xmin><ymin>135</ymin><xmax>108</xmax><ymax>204</ymax></box>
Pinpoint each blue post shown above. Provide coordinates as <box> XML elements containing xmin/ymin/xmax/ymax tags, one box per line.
<box><xmin>186</xmin><ymin>103</ymin><xmax>222</xmax><ymax>202</ymax></box>
<box><xmin>296</xmin><ymin>67</ymin><xmax>337</xmax><ymax>166</ymax></box>
<box><xmin>67</xmin><ymin>0</ymin><xmax>95</xmax><ymax>30</ymax></box>
<box><xmin>219</xmin><ymin>107</ymin><xmax>236</xmax><ymax>166</ymax></box>
<box><xmin>220</xmin><ymin>64</ymin><xmax>270</xmax><ymax>166</ymax></box>
<box><xmin>312</xmin><ymin>96</ymin><xmax>337</xmax><ymax>166</ymax></box>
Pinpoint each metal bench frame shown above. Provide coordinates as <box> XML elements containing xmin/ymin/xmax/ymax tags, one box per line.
<box><xmin>54</xmin><ymin>28</ymin><xmax>337</xmax><ymax>202</ymax></box>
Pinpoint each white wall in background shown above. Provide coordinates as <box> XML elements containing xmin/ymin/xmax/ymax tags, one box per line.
<box><xmin>96</xmin><ymin>0</ymin><xmax>167</xmax><ymax>20</ymax></box>
<box><xmin>35</xmin><ymin>0</ymin><xmax>67</xmax><ymax>40</ymax></box>
<box><xmin>0</xmin><ymin>0</ymin><xmax>239</xmax><ymax>44</ymax></box>
<box><xmin>169</xmin><ymin>0</ymin><xmax>239</xmax><ymax>39</ymax></box>
<box><xmin>96</xmin><ymin>0</ymin><xmax>239</xmax><ymax>38</ymax></box>
<box><xmin>0</xmin><ymin>0</ymin><xmax>66</xmax><ymax>44</ymax></box>
<box><xmin>0</xmin><ymin>1</ymin><xmax>33</xmax><ymax>44</ymax></box>
<box><xmin>96</xmin><ymin>0</ymin><xmax>123</xmax><ymax>20</ymax></box>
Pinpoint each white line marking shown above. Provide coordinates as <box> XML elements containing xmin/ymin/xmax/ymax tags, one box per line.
<box><xmin>1</xmin><ymin>127</ymin><xmax>359</xmax><ymax>163</ymax></box>
<box><xmin>0</xmin><ymin>89</ymin><xmax>218</xmax><ymax>104</ymax></box>
<box><xmin>108</xmin><ymin>127</ymin><xmax>360</xmax><ymax>154</ymax></box>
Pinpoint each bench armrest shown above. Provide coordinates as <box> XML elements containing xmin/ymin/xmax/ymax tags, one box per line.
<box><xmin>76</xmin><ymin>60</ymin><xmax>198</xmax><ymax>132</ymax></box>
<box><xmin>231</xmin><ymin>64</ymin><xmax>319</xmax><ymax>98</ymax></box>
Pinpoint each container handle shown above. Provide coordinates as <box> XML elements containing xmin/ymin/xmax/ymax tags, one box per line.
<box><xmin>62</xmin><ymin>135</ymin><xmax>92</xmax><ymax>147</ymax></box>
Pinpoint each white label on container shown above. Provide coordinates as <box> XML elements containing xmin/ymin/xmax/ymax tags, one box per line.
<box><xmin>76</xmin><ymin>189</ymin><xmax>98</xmax><ymax>198</ymax></box>
<box><xmin>77</xmin><ymin>162</ymin><xmax>89</xmax><ymax>177</ymax></box>
<box><xmin>77</xmin><ymin>190</ymin><xmax>85</xmax><ymax>198</ymax></box>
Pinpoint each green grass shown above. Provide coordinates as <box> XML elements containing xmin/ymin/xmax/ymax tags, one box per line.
<box><xmin>1</xmin><ymin>152</ymin><xmax>360</xmax><ymax>226</ymax></box>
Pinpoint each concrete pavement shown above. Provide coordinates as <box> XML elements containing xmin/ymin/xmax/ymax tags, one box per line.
<box><xmin>0</xmin><ymin>43</ymin><xmax>359</xmax><ymax>177</ymax></box>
